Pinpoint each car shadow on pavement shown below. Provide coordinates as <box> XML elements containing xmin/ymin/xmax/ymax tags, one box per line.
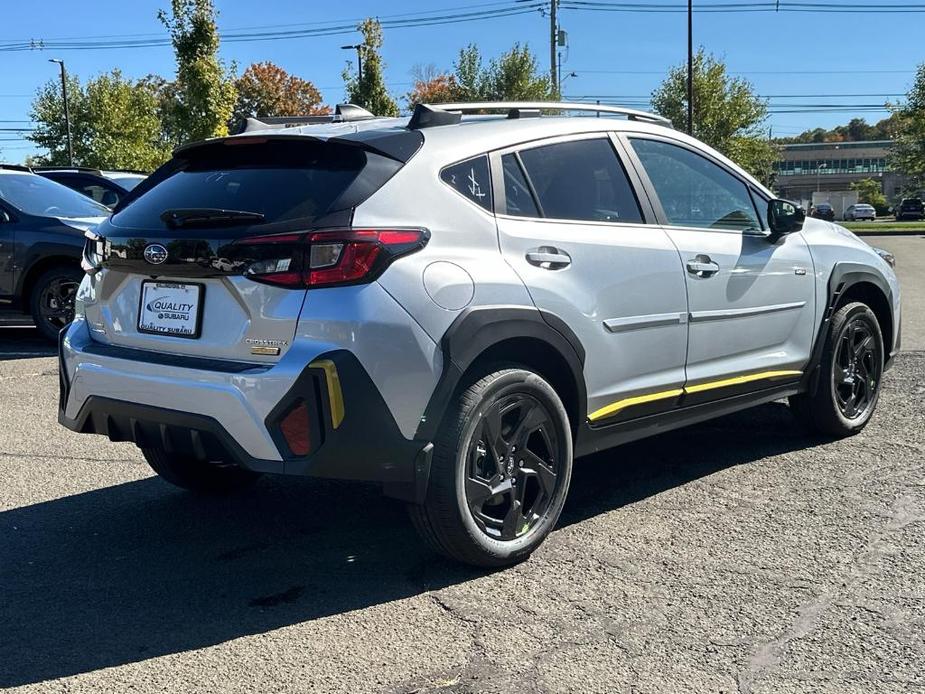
<box><xmin>0</xmin><ymin>401</ymin><xmax>826</xmax><ymax>687</ymax></box>
<box><xmin>0</xmin><ymin>326</ymin><xmax>56</xmax><ymax>361</ymax></box>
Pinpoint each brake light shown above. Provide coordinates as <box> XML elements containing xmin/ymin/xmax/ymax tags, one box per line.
<box><xmin>234</xmin><ymin>228</ymin><xmax>429</xmax><ymax>289</ymax></box>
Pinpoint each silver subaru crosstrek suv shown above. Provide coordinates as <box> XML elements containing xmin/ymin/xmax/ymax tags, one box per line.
<box><xmin>60</xmin><ymin>102</ymin><xmax>901</xmax><ymax>567</ymax></box>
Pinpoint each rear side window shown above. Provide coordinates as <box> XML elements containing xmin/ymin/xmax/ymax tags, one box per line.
<box><xmin>516</xmin><ymin>138</ymin><xmax>643</xmax><ymax>223</ymax></box>
<box><xmin>112</xmin><ymin>139</ymin><xmax>394</xmax><ymax>230</ymax></box>
<box><xmin>440</xmin><ymin>155</ymin><xmax>492</xmax><ymax>212</ymax></box>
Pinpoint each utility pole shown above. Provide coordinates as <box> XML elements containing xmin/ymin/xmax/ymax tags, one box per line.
<box><xmin>686</xmin><ymin>0</ymin><xmax>693</xmax><ymax>135</ymax></box>
<box><xmin>550</xmin><ymin>0</ymin><xmax>558</xmax><ymax>97</ymax></box>
<box><xmin>49</xmin><ymin>59</ymin><xmax>73</xmax><ymax>166</ymax></box>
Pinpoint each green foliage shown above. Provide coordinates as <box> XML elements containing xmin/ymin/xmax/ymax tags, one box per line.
<box><xmin>889</xmin><ymin>62</ymin><xmax>925</xmax><ymax>191</ymax></box>
<box><xmin>650</xmin><ymin>48</ymin><xmax>777</xmax><ymax>182</ymax></box>
<box><xmin>405</xmin><ymin>44</ymin><xmax>551</xmax><ymax>108</ymax></box>
<box><xmin>158</xmin><ymin>0</ymin><xmax>236</xmax><ymax>144</ymax></box>
<box><xmin>343</xmin><ymin>19</ymin><xmax>399</xmax><ymax>117</ymax></box>
<box><xmin>850</xmin><ymin>178</ymin><xmax>888</xmax><ymax>214</ymax></box>
<box><xmin>28</xmin><ymin>70</ymin><xmax>171</xmax><ymax>170</ymax></box>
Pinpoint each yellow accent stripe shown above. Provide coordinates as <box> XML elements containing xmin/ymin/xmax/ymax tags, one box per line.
<box><xmin>588</xmin><ymin>388</ymin><xmax>684</xmax><ymax>422</ymax></box>
<box><xmin>683</xmin><ymin>370</ymin><xmax>803</xmax><ymax>394</ymax></box>
<box><xmin>310</xmin><ymin>359</ymin><xmax>345</xmax><ymax>429</ymax></box>
<box><xmin>588</xmin><ymin>370</ymin><xmax>802</xmax><ymax>423</ymax></box>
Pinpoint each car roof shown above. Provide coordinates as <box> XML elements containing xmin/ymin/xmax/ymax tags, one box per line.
<box><xmin>232</xmin><ymin>109</ymin><xmax>773</xmax><ymax>198</ymax></box>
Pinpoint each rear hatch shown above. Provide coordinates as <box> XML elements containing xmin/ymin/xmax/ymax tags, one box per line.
<box><xmin>83</xmin><ymin>132</ymin><xmax>421</xmax><ymax>363</ymax></box>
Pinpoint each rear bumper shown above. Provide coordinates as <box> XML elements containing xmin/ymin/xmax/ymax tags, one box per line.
<box><xmin>59</xmin><ymin>318</ymin><xmax>432</xmax><ymax>501</ymax></box>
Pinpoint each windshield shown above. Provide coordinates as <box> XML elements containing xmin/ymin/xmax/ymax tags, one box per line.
<box><xmin>0</xmin><ymin>172</ymin><xmax>109</xmax><ymax>218</ymax></box>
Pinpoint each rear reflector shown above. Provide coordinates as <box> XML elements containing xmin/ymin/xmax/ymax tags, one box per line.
<box><xmin>279</xmin><ymin>400</ymin><xmax>312</xmax><ymax>456</ymax></box>
<box><xmin>235</xmin><ymin>227</ymin><xmax>429</xmax><ymax>289</ymax></box>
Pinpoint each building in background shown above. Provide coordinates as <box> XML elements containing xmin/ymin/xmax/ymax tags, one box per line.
<box><xmin>772</xmin><ymin>140</ymin><xmax>910</xmax><ymax>205</ymax></box>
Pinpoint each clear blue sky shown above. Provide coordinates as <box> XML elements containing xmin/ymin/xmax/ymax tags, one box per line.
<box><xmin>1</xmin><ymin>0</ymin><xmax>921</xmax><ymax>163</ymax></box>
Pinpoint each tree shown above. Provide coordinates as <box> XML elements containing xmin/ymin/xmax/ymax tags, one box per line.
<box><xmin>405</xmin><ymin>64</ymin><xmax>460</xmax><ymax>108</ymax></box>
<box><xmin>343</xmin><ymin>18</ymin><xmax>399</xmax><ymax>117</ymax></box>
<box><xmin>484</xmin><ymin>44</ymin><xmax>551</xmax><ymax>101</ymax></box>
<box><xmin>28</xmin><ymin>70</ymin><xmax>171</xmax><ymax>170</ymax></box>
<box><xmin>889</xmin><ymin>62</ymin><xmax>925</xmax><ymax>191</ymax></box>
<box><xmin>233</xmin><ymin>62</ymin><xmax>329</xmax><ymax>124</ymax></box>
<box><xmin>850</xmin><ymin>178</ymin><xmax>888</xmax><ymax>214</ymax></box>
<box><xmin>159</xmin><ymin>0</ymin><xmax>236</xmax><ymax>144</ymax></box>
<box><xmin>650</xmin><ymin>48</ymin><xmax>777</xmax><ymax>181</ymax></box>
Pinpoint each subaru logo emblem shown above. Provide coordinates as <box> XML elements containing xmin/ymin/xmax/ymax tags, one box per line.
<box><xmin>143</xmin><ymin>243</ymin><xmax>168</xmax><ymax>265</ymax></box>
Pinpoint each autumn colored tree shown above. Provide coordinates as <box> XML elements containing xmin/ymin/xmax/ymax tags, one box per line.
<box><xmin>233</xmin><ymin>62</ymin><xmax>330</xmax><ymax>124</ymax></box>
<box><xmin>405</xmin><ymin>64</ymin><xmax>461</xmax><ymax>107</ymax></box>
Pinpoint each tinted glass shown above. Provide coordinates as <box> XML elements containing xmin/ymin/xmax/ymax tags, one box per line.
<box><xmin>631</xmin><ymin>138</ymin><xmax>760</xmax><ymax>231</ymax></box>
<box><xmin>501</xmin><ymin>154</ymin><xmax>539</xmax><ymax>217</ymax></box>
<box><xmin>440</xmin><ymin>155</ymin><xmax>492</xmax><ymax>211</ymax></box>
<box><xmin>0</xmin><ymin>172</ymin><xmax>109</xmax><ymax>218</ymax></box>
<box><xmin>517</xmin><ymin>138</ymin><xmax>643</xmax><ymax>223</ymax></box>
<box><xmin>112</xmin><ymin>140</ymin><xmax>370</xmax><ymax>230</ymax></box>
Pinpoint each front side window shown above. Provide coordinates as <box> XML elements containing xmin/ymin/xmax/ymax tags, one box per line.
<box><xmin>441</xmin><ymin>155</ymin><xmax>492</xmax><ymax>212</ymax></box>
<box><xmin>515</xmin><ymin>138</ymin><xmax>643</xmax><ymax>223</ymax></box>
<box><xmin>631</xmin><ymin>138</ymin><xmax>760</xmax><ymax>231</ymax></box>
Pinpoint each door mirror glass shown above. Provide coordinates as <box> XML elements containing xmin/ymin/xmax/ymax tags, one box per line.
<box><xmin>768</xmin><ymin>199</ymin><xmax>805</xmax><ymax>236</ymax></box>
<box><xmin>0</xmin><ymin>209</ymin><xmax>10</xmax><ymax>223</ymax></box>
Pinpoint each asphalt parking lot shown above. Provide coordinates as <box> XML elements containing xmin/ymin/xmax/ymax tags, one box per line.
<box><xmin>1</xmin><ymin>237</ymin><xmax>923</xmax><ymax>693</ymax></box>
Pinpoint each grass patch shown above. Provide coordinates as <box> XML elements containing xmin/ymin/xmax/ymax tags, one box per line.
<box><xmin>841</xmin><ymin>221</ymin><xmax>925</xmax><ymax>232</ymax></box>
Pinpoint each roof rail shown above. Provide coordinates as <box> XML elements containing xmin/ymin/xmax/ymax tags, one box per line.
<box><xmin>427</xmin><ymin>101</ymin><xmax>673</xmax><ymax>127</ymax></box>
<box><xmin>0</xmin><ymin>163</ymin><xmax>33</xmax><ymax>173</ymax></box>
<box><xmin>31</xmin><ymin>165</ymin><xmax>104</xmax><ymax>176</ymax></box>
<box><xmin>238</xmin><ymin>103</ymin><xmax>378</xmax><ymax>134</ymax></box>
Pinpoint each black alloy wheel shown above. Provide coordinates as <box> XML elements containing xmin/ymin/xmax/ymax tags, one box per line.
<box><xmin>789</xmin><ymin>301</ymin><xmax>884</xmax><ymax>437</ymax></box>
<box><xmin>833</xmin><ymin>316</ymin><xmax>882</xmax><ymax>420</ymax></box>
<box><xmin>30</xmin><ymin>267</ymin><xmax>83</xmax><ymax>341</ymax></box>
<box><xmin>409</xmin><ymin>367</ymin><xmax>573</xmax><ymax>567</ymax></box>
<box><xmin>465</xmin><ymin>393</ymin><xmax>560</xmax><ymax>541</ymax></box>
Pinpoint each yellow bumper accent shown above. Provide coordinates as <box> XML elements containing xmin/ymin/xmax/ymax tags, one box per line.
<box><xmin>588</xmin><ymin>388</ymin><xmax>684</xmax><ymax>422</ymax></box>
<box><xmin>588</xmin><ymin>370</ymin><xmax>802</xmax><ymax>423</ymax></box>
<box><xmin>310</xmin><ymin>359</ymin><xmax>345</xmax><ymax>429</ymax></box>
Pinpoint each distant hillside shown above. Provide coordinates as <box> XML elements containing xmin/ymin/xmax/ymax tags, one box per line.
<box><xmin>775</xmin><ymin>115</ymin><xmax>898</xmax><ymax>145</ymax></box>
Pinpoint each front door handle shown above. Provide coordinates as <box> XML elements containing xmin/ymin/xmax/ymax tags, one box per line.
<box><xmin>526</xmin><ymin>246</ymin><xmax>571</xmax><ymax>269</ymax></box>
<box><xmin>686</xmin><ymin>255</ymin><xmax>720</xmax><ymax>278</ymax></box>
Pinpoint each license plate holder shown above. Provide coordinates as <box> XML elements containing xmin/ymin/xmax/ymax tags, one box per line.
<box><xmin>138</xmin><ymin>281</ymin><xmax>204</xmax><ymax>339</ymax></box>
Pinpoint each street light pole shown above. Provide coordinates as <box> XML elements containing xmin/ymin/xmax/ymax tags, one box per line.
<box><xmin>341</xmin><ymin>44</ymin><xmax>363</xmax><ymax>84</ymax></box>
<box><xmin>49</xmin><ymin>59</ymin><xmax>73</xmax><ymax>166</ymax></box>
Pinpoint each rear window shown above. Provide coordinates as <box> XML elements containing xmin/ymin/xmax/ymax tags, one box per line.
<box><xmin>0</xmin><ymin>172</ymin><xmax>109</xmax><ymax>218</ymax></box>
<box><xmin>112</xmin><ymin>138</ymin><xmax>394</xmax><ymax>230</ymax></box>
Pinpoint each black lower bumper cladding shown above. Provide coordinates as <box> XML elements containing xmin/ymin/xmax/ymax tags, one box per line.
<box><xmin>58</xmin><ymin>349</ymin><xmax>431</xmax><ymax>501</ymax></box>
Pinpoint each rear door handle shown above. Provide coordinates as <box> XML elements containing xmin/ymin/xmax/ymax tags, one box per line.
<box><xmin>526</xmin><ymin>247</ymin><xmax>571</xmax><ymax>269</ymax></box>
<box><xmin>686</xmin><ymin>255</ymin><xmax>719</xmax><ymax>277</ymax></box>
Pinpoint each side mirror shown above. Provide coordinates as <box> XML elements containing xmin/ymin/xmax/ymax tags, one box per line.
<box><xmin>767</xmin><ymin>198</ymin><xmax>805</xmax><ymax>238</ymax></box>
<box><xmin>0</xmin><ymin>209</ymin><xmax>10</xmax><ymax>224</ymax></box>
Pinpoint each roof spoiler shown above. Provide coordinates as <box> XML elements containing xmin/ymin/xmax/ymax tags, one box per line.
<box><xmin>237</xmin><ymin>103</ymin><xmax>377</xmax><ymax>134</ymax></box>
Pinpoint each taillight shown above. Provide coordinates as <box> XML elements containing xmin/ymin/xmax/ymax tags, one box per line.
<box><xmin>234</xmin><ymin>228</ymin><xmax>429</xmax><ymax>289</ymax></box>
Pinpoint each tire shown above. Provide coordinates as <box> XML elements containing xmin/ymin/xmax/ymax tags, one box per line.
<box><xmin>141</xmin><ymin>447</ymin><xmax>262</xmax><ymax>493</ymax></box>
<box><xmin>789</xmin><ymin>302</ymin><xmax>884</xmax><ymax>437</ymax></box>
<box><xmin>29</xmin><ymin>266</ymin><xmax>83</xmax><ymax>342</ymax></box>
<box><xmin>409</xmin><ymin>368</ymin><xmax>573</xmax><ymax>568</ymax></box>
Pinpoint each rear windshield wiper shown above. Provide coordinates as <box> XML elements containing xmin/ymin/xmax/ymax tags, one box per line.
<box><xmin>160</xmin><ymin>208</ymin><xmax>265</xmax><ymax>228</ymax></box>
